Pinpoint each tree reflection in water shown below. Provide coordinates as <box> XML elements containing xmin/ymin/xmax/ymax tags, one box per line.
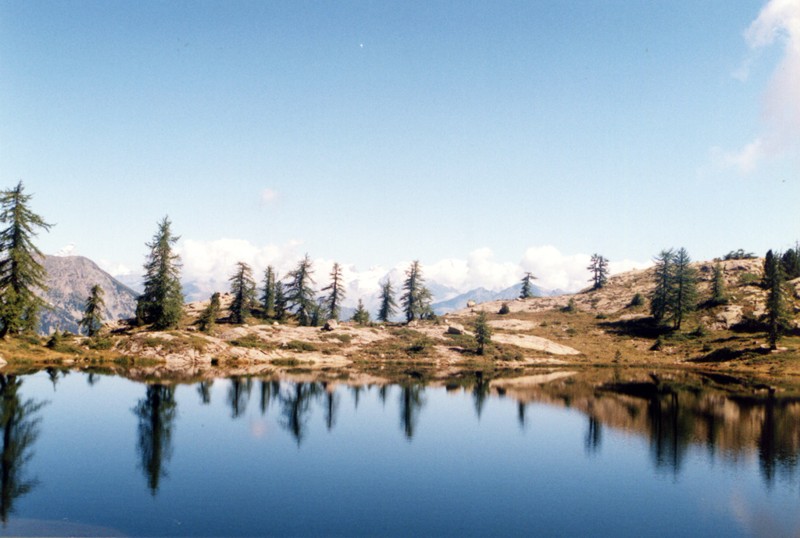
<box><xmin>399</xmin><ymin>384</ymin><xmax>425</xmax><ymax>440</ymax></box>
<box><xmin>0</xmin><ymin>375</ymin><xmax>45</xmax><ymax>524</ymax></box>
<box><xmin>278</xmin><ymin>382</ymin><xmax>319</xmax><ymax>446</ymax></box>
<box><xmin>322</xmin><ymin>383</ymin><xmax>339</xmax><ymax>431</ymax></box>
<box><xmin>227</xmin><ymin>377</ymin><xmax>253</xmax><ymax>419</ymax></box>
<box><xmin>197</xmin><ymin>380</ymin><xmax>213</xmax><ymax>405</ymax></box>
<box><xmin>132</xmin><ymin>384</ymin><xmax>177</xmax><ymax>496</ymax></box>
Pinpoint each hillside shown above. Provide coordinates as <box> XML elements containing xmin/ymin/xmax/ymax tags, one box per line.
<box><xmin>6</xmin><ymin>255</ymin><xmax>799</xmax><ymax>384</ymax></box>
<box><xmin>40</xmin><ymin>255</ymin><xmax>139</xmax><ymax>335</ymax></box>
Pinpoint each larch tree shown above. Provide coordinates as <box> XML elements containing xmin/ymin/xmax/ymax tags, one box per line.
<box><xmin>322</xmin><ymin>262</ymin><xmax>346</xmax><ymax>321</ymax></box>
<box><xmin>351</xmin><ymin>298</ymin><xmax>370</xmax><ymax>325</ymax></box>
<box><xmin>274</xmin><ymin>281</ymin><xmax>287</xmax><ymax>321</ymax></box>
<box><xmin>0</xmin><ymin>181</ymin><xmax>53</xmax><ymax>337</ymax></box>
<box><xmin>136</xmin><ymin>217</ymin><xmax>183</xmax><ymax>329</ymax></box>
<box><xmin>197</xmin><ymin>292</ymin><xmax>220</xmax><ymax>333</ymax></box>
<box><xmin>401</xmin><ymin>260</ymin><xmax>432</xmax><ymax>322</ymax></box>
<box><xmin>520</xmin><ymin>272</ymin><xmax>537</xmax><ymax>299</ymax></box>
<box><xmin>229</xmin><ymin>261</ymin><xmax>256</xmax><ymax>324</ymax></box>
<box><xmin>377</xmin><ymin>278</ymin><xmax>397</xmax><ymax>322</ymax></box>
<box><xmin>670</xmin><ymin>248</ymin><xmax>698</xmax><ymax>330</ymax></box>
<box><xmin>79</xmin><ymin>284</ymin><xmax>105</xmax><ymax>337</ymax></box>
<box><xmin>285</xmin><ymin>254</ymin><xmax>316</xmax><ymax>326</ymax></box>
<box><xmin>474</xmin><ymin>311</ymin><xmax>492</xmax><ymax>355</ymax></box>
<box><xmin>650</xmin><ymin>249</ymin><xmax>675</xmax><ymax>325</ymax></box>
<box><xmin>587</xmin><ymin>254</ymin><xmax>609</xmax><ymax>290</ymax></box>
<box><xmin>261</xmin><ymin>266</ymin><xmax>276</xmax><ymax>319</ymax></box>
<box><xmin>710</xmin><ymin>261</ymin><xmax>728</xmax><ymax>306</ymax></box>
<box><xmin>765</xmin><ymin>249</ymin><xmax>788</xmax><ymax>350</ymax></box>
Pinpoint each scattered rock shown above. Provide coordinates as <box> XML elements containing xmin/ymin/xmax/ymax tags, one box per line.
<box><xmin>322</xmin><ymin>319</ymin><xmax>338</xmax><ymax>331</ymax></box>
<box><xmin>447</xmin><ymin>323</ymin><xmax>466</xmax><ymax>335</ymax></box>
<box><xmin>466</xmin><ymin>300</ymin><xmax>476</xmax><ymax>308</ymax></box>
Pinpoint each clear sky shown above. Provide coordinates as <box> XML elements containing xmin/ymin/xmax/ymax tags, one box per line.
<box><xmin>1</xmin><ymin>0</ymin><xmax>798</xmax><ymax>297</ymax></box>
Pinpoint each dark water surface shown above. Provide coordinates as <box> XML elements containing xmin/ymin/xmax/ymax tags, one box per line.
<box><xmin>0</xmin><ymin>369</ymin><xmax>799</xmax><ymax>536</ymax></box>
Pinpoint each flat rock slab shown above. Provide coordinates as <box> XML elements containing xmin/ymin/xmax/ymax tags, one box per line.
<box><xmin>492</xmin><ymin>333</ymin><xmax>581</xmax><ymax>355</ymax></box>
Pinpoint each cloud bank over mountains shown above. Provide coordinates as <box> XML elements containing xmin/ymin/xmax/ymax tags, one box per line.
<box><xmin>100</xmin><ymin>239</ymin><xmax>649</xmax><ymax>305</ymax></box>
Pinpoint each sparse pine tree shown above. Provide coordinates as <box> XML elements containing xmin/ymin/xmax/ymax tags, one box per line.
<box><xmin>650</xmin><ymin>249</ymin><xmax>675</xmax><ymax>325</ymax></box>
<box><xmin>322</xmin><ymin>262</ymin><xmax>346</xmax><ymax>321</ymax></box>
<box><xmin>197</xmin><ymin>292</ymin><xmax>220</xmax><ymax>333</ymax></box>
<box><xmin>377</xmin><ymin>278</ymin><xmax>398</xmax><ymax>323</ymax></box>
<box><xmin>274</xmin><ymin>281</ymin><xmax>287</xmax><ymax>321</ymax></box>
<box><xmin>0</xmin><ymin>181</ymin><xmax>53</xmax><ymax>337</ymax></box>
<box><xmin>781</xmin><ymin>246</ymin><xmax>800</xmax><ymax>280</ymax></box>
<box><xmin>285</xmin><ymin>254</ymin><xmax>316</xmax><ymax>326</ymax></box>
<box><xmin>261</xmin><ymin>266</ymin><xmax>276</xmax><ymax>319</ymax></box>
<box><xmin>587</xmin><ymin>254</ymin><xmax>609</xmax><ymax>290</ymax></box>
<box><xmin>766</xmin><ymin>250</ymin><xmax>788</xmax><ymax>350</ymax></box>
<box><xmin>229</xmin><ymin>261</ymin><xmax>256</xmax><ymax>324</ymax></box>
<box><xmin>474</xmin><ymin>311</ymin><xmax>492</xmax><ymax>355</ymax></box>
<box><xmin>137</xmin><ymin>217</ymin><xmax>183</xmax><ymax>329</ymax></box>
<box><xmin>352</xmin><ymin>299</ymin><xmax>370</xmax><ymax>325</ymax></box>
<box><xmin>401</xmin><ymin>260</ymin><xmax>432</xmax><ymax>323</ymax></box>
<box><xmin>520</xmin><ymin>272</ymin><xmax>537</xmax><ymax>299</ymax></box>
<box><xmin>79</xmin><ymin>284</ymin><xmax>105</xmax><ymax>337</ymax></box>
<box><xmin>670</xmin><ymin>248</ymin><xmax>697</xmax><ymax>330</ymax></box>
<box><xmin>310</xmin><ymin>299</ymin><xmax>324</xmax><ymax>327</ymax></box>
<box><xmin>710</xmin><ymin>261</ymin><xmax>729</xmax><ymax>306</ymax></box>
<box><xmin>763</xmin><ymin>249</ymin><xmax>778</xmax><ymax>290</ymax></box>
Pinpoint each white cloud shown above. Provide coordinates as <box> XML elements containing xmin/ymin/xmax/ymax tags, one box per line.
<box><xmin>55</xmin><ymin>243</ymin><xmax>77</xmax><ymax>257</ymax></box>
<box><xmin>710</xmin><ymin>139</ymin><xmax>765</xmax><ymax>174</ymax></box>
<box><xmin>720</xmin><ymin>0</ymin><xmax>800</xmax><ymax>173</ymax></box>
<box><xmin>260</xmin><ymin>188</ymin><xmax>279</xmax><ymax>204</ymax></box>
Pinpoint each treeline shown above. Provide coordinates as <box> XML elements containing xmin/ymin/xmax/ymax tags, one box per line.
<box><xmin>134</xmin><ymin>217</ymin><xmax>439</xmax><ymax>332</ymax></box>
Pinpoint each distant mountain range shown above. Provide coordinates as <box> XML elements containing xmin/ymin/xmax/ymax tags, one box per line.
<box><xmin>40</xmin><ymin>255</ymin><xmax>139</xmax><ymax>335</ymax></box>
<box><xmin>431</xmin><ymin>282</ymin><xmax>560</xmax><ymax>315</ymax></box>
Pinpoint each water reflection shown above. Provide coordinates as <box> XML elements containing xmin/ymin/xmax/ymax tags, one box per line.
<box><xmin>132</xmin><ymin>384</ymin><xmax>177</xmax><ymax>495</ymax></box>
<box><xmin>278</xmin><ymin>382</ymin><xmax>318</xmax><ymax>446</ymax></box>
<box><xmin>399</xmin><ymin>384</ymin><xmax>425</xmax><ymax>439</ymax></box>
<box><xmin>227</xmin><ymin>377</ymin><xmax>252</xmax><ymax>419</ymax></box>
<box><xmin>0</xmin><ymin>375</ymin><xmax>45</xmax><ymax>524</ymax></box>
<box><xmin>197</xmin><ymin>380</ymin><xmax>213</xmax><ymax>405</ymax></box>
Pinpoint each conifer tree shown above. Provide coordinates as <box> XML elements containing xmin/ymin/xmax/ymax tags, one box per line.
<box><xmin>322</xmin><ymin>262</ymin><xmax>346</xmax><ymax>321</ymax></box>
<box><xmin>285</xmin><ymin>254</ymin><xmax>316</xmax><ymax>326</ymax></box>
<box><xmin>670</xmin><ymin>248</ymin><xmax>698</xmax><ymax>330</ymax></box>
<box><xmin>783</xmin><ymin>244</ymin><xmax>800</xmax><ymax>279</ymax></box>
<box><xmin>763</xmin><ymin>249</ymin><xmax>778</xmax><ymax>290</ymax></box>
<box><xmin>377</xmin><ymin>278</ymin><xmax>397</xmax><ymax>322</ymax></box>
<box><xmin>401</xmin><ymin>260</ymin><xmax>432</xmax><ymax>322</ymax></box>
<box><xmin>710</xmin><ymin>261</ymin><xmax>728</xmax><ymax>306</ymax></box>
<box><xmin>137</xmin><ymin>217</ymin><xmax>183</xmax><ymax>329</ymax></box>
<box><xmin>0</xmin><ymin>181</ymin><xmax>53</xmax><ymax>337</ymax></box>
<box><xmin>79</xmin><ymin>284</ymin><xmax>105</xmax><ymax>337</ymax></box>
<box><xmin>520</xmin><ymin>272</ymin><xmax>537</xmax><ymax>299</ymax></box>
<box><xmin>474</xmin><ymin>311</ymin><xmax>492</xmax><ymax>355</ymax></box>
<box><xmin>229</xmin><ymin>261</ymin><xmax>256</xmax><ymax>324</ymax></box>
<box><xmin>587</xmin><ymin>254</ymin><xmax>609</xmax><ymax>290</ymax></box>
<box><xmin>650</xmin><ymin>249</ymin><xmax>675</xmax><ymax>324</ymax></box>
<box><xmin>197</xmin><ymin>292</ymin><xmax>220</xmax><ymax>333</ymax></box>
<box><xmin>352</xmin><ymin>299</ymin><xmax>370</xmax><ymax>325</ymax></box>
<box><xmin>274</xmin><ymin>281</ymin><xmax>287</xmax><ymax>321</ymax></box>
<box><xmin>766</xmin><ymin>250</ymin><xmax>788</xmax><ymax>350</ymax></box>
<box><xmin>261</xmin><ymin>266</ymin><xmax>276</xmax><ymax>319</ymax></box>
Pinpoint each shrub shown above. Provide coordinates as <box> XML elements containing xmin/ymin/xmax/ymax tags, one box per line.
<box><xmin>561</xmin><ymin>298</ymin><xmax>577</xmax><ymax>313</ymax></box>
<box><xmin>498</xmin><ymin>303</ymin><xmax>511</xmax><ymax>315</ymax></box>
<box><xmin>629</xmin><ymin>293</ymin><xmax>645</xmax><ymax>307</ymax></box>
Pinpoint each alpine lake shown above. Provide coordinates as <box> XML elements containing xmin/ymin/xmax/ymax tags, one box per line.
<box><xmin>1</xmin><ymin>366</ymin><xmax>799</xmax><ymax>537</ymax></box>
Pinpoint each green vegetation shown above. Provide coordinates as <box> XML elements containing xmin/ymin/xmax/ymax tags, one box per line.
<box><xmin>197</xmin><ymin>292</ymin><xmax>220</xmax><ymax>333</ymax></box>
<box><xmin>322</xmin><ymin>262</ymin><xmax>346</xmax><ymax>321</ymax></box>
<box><xmin>498</xmin><ymin>302</ymin><xmax>510</xmax><ymax>315</ymax></box>
<box><xmin>709</xmin><ymin>262</ymin><xmax>729</xmax><ymax>306</ymax></box>
<box><xmin>79</xmin><ymin>284</ymin><xmax>105</xmax><ymax>337</ymax></box>
<box><xmin>261</xmin><ymin>265</ymin><xmax>277</xmax><ymax>319</ymax></box>
<box><xmin>765</xmin><ymin>249</ymin><xmax>788</xmax><ymax>350</ymax></box>
<box><xmin>587</xmin><ymin>253</ymin><xmax>609</xmax><ymax>290</ymax></box>
<box><xmin>520</xmin><ymin>272</ymin><xmax>536</xmax><ymax>299</ymax></box>
<box><xmin>136</xmin><ymin>217</ymin><xmax>183</xmax><ymax>329</ymax></box>
<box><xmin>473</xmin><ymin>311</ymin><xmax>491</xmax><ymax>355</ymax></box>
<box><xmin>0</xmin><ymin>181</ymin><xmax>52</xmax><ymax>337</ymax></box>
<box><xmin>285</xmin><ymin>254</ymin><xmax>316</xmax><ymax>326</ymax></box>
<box><xmin>724</xmin><ymin>249</ymin><xmax>756</xmax><ymax>260</ymax></box>
<box><xmin>650</xmin><ymin>247</ymin><xmax>698</xmax><ymax>330</ymax></box>
<box><xmin>229</xmin><ymin>261</ymin><xmax>256</xmax><ymax>324</ymax></box>
<box><xmin>377</xmin><ymin>278</ymin><xmax>398</xmax><ymax>322</ymax></box>
<box><xmin>351</xmin><ymin>299</ymin><xmax>370</xmax><ymax>325</ymax></box>
<box><xmin>401</xmin><ymin>260</ymin><xmax>433</xmax><ymax>322</ymax></box>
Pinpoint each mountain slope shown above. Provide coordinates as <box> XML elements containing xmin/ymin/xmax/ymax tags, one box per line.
<box><xmin>432</xmin><ymin>282</ymin><xmax>557</xmax><ymax>314</ymax></box>
<box><xmin>40</xmin><ymin>255</ymin><xmax>139</xmax><ymax>335</ymax></box>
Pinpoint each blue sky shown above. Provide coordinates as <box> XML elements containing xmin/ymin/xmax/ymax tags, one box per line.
<box><xmin>1</xmin><ymin>0</ymin><xmax>798</xmax><ymax>297</ymax></box>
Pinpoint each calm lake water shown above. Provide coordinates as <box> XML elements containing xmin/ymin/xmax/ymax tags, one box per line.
<box><xmin>0</xmin><ymin>369</ymin><xmax>799</xmax><ymax>536</ymax></box>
